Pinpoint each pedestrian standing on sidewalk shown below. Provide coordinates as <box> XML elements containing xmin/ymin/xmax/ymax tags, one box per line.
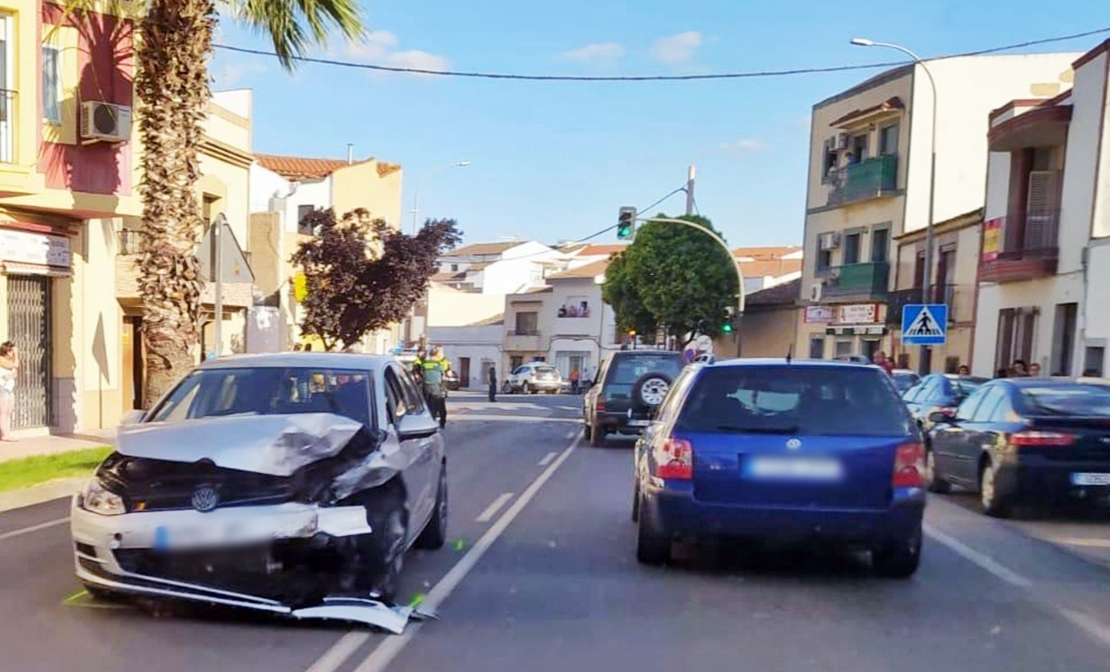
<box><xmin>487</xmin><ymin>364</ymin><xmax>497</xmax><ymax>402</ymax></box>
<box><xmin>0</xmin><ymin>342</ymin><xmax>18</xmax><ymax>442</ymax></box>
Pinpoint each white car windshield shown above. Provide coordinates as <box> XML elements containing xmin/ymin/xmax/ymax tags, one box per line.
<box><xmin>147</xmin><ymin>367</ymin><xmax>374</xmax><ymax>428</ymax></box>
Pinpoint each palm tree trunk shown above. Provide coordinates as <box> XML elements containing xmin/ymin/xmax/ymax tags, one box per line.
<box><xmin>135</xmin><ymin>0</ymin><xmax>214</xmax><ymax>406</ymax></box>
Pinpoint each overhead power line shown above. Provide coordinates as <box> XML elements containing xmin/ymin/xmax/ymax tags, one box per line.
<box><xmin>214</xmin><ymin>25</ymin><xmax>1110</xmax><ymax>82</ymax></box>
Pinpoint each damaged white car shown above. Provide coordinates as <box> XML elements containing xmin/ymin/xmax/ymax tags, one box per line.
<box><xmin>71</xmin><ymin>353</ymin><xmax>447</xmax><ymax>633</ymax></box>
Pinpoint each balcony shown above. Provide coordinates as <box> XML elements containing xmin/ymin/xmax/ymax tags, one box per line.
<box><xmin>979</xmin><ymin>209</ymin><xmax>1059</xmax><ymax>283</ymax></box>
<box><xmin>505</xmin><ymin>330</ymin><xmax>543</xmax><ymax>352</ymax></box>
<box><xmin>824</xmin><ymin>261</ymin><xmax>890</xmax><ymax>300</ymax></box>
<box><xmin>886</xmin><ymin>284</ymin><xmax>960</xmax><ymax>326</ymax></box>
<box><xmin>826</xmin><ymin>155</ymin><xmax>898</xmax><ymax>206</ymax></box>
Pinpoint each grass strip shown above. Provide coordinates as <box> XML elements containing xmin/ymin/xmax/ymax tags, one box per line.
<box><xmin>0</xmin><ymin>447</ymin><xmax>112</xmax><ymax>493</ymax></box>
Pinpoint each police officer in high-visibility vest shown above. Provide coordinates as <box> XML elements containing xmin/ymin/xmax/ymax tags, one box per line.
<box><xmin>414</xmin><ymin>345</ymin><xmax>450</xmax><ymax>427</ymax></box>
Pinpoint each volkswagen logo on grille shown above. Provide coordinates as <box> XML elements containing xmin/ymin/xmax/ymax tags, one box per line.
<box><xmin>786</xmin><ymin>438</ymin><xmax>802</xmax><ymax>450</ymax></box>
<box><xmin>191</xmin><ymin>485</ymin><xmax>220</xmax><ymax>513</ymax></box>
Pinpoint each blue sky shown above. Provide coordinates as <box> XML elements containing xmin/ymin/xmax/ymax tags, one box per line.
<box><xmin>212</xmin><ymin>0</ymin><xmax>1107</xmax><ymax>248</ymax></box>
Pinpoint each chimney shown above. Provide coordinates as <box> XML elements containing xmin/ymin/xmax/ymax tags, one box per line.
<box><xmin>347</xmin><ymin>144</ymin><xmax>354</xmax><ymax>164</ymax></box>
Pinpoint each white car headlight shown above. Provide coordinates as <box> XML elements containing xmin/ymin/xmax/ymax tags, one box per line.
<box><xmin>81</xmin><ymin>478</ymin><xmax>126</xmax><ymax>516</ymax></box>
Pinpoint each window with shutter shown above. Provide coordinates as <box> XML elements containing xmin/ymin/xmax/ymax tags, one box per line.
<box><xmin>1025</xmin><ymin>170</ymin><xmax>1061</xmax><ymax>250</ymax></box>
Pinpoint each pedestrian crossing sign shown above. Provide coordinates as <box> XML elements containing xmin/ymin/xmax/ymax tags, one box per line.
<box><xmin>901</xmin><ymin>304</ymin><xmax>948</xmax><ymax>345</ymax></box>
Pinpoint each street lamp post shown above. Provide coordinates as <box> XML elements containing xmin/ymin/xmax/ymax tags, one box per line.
<box><xmin>410</xmin><ymin>161</ymin><xmax>471</xmax><ymax>235</ymax></box>
<box><xmin>851</xmin><ymin>37</ymin><xmax>938</xmax><ymax>373</ymax></box>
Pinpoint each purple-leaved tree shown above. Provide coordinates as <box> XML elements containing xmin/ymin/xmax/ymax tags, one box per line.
<box><xmin>291</xmin><ymin>208</ymin><xmax>462</xmax><ymax>350</ymax></box>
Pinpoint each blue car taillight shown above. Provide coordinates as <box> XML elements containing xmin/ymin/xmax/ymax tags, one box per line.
<box><xmin>654</xmin><ymin>438</ymin><xmax>693</xmax><ymax>480</ymax></box>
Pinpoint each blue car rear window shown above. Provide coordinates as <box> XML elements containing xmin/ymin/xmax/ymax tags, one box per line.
<box><xmin>675</xmin><ymin>366</ymin><xmax>912</xmax><ymax>436</ymax></box>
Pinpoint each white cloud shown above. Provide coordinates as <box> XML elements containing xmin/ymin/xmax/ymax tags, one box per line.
<box><xmin>328</xmin><ymin>30</ymin><xmax>450</xmax><ymax>77</ymax></box>
<box><xmin>721</xmin><ymin>139</ymin><xmax>769</xmax><ymax>154</ymax></box>
<box><xmin>559</xmin><ymin>42</ymin><xmax>624</xmax><ymax>63</ymax></box>
<box><xmin>651</xmin><ymin>31</ymin><xmax>702</xmax><ymax>63</ymax></box>
<box><xmin>384</xmin><ymin>49</ymin><xmax>451</xmax><ymax>73</ymax></box>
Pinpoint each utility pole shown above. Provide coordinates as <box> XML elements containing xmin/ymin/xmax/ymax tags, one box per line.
<box><xmin>685</xmin><ymin>165</ymin><xmax>696</xmax><ymax>216</ymax></box>
<box><xmin>212</xmin><ymin>213</ymin><xmax>225</xmax><ymax>360</ymax></box>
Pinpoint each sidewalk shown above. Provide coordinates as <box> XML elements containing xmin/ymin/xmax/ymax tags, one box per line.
<box><xmin>0</xmin><ymin>428</ymin><xmax>117</xmax><ymax>464</ymax></box>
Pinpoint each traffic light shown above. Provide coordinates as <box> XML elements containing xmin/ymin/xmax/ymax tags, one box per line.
<box><xmin>721</xmin><ymin>321</ymin><xmax>733</xmax><ymax>334</ymax></box>
<box><xmin>617</xmin><ymin>207</ymin><xmax>637</xmax><ymax>240</ymax></box>
<box><xmin>627</xmin><ymin>329</ymin><xmax>637</xmax><ymax>338</ymax></box>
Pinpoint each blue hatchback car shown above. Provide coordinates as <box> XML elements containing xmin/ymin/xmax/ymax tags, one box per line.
<box><xmin>632</xmin><ymin>358</ymin><xmax>926</xmax><ymax>577</ymax></box>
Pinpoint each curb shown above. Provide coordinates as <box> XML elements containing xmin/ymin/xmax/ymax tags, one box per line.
<box><xmin>0</xmin><ymin>476</ymin><xmax>86</xmax><ymax>513</ymax></box>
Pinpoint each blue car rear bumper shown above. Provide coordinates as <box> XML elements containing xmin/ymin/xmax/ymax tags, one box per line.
<box><xmin>641</xmin><ymin>482</ymin><xmax>924</xmax><ymax>546</ymax></box>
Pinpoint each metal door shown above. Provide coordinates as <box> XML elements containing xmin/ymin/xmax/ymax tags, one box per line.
<box><xmin>7</xmin><ymin>275</ymin><xmax>51</xmax><ymax>427</ymax></box>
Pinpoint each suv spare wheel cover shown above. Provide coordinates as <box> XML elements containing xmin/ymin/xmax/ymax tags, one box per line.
<box><xmin>635</xmin><ymin>372</ymin><xmax>672</xmax><ymax>407</ymax></box>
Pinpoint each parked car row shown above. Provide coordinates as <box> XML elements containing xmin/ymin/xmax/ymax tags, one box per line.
<box><xmin>902</xmin><ymin>374</ymin><xmax>1110</xmax><ymax>517</ymax></box>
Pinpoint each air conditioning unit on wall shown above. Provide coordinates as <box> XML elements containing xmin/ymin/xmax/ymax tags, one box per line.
<box><xmin>81</xmin><ymin>101</ymin><xmax>132</xmax><ymax>144</ymax></box>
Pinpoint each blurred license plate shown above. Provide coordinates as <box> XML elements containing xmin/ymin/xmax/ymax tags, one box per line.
<box><xmin>627</xmin><ymin>419</ymin><xmax>649</xmax><ymax>427</ymax></box>
<box><xmin>745</xmin><ymin>457</ymin><xmax>843</xmax><ymax>481</ymax></box>
<box><xmin>1071</xmin><ymin>473</ymin><xmax>1110</xmax><ymax>486</ymax></box>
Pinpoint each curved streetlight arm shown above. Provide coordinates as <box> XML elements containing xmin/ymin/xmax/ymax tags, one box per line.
<box><xmin>637</xmin><ymin>217</ymin><xmax>746</xmax><ymax>315</ymax></box>
<box><xmin>852</xmin><ymin>38</ymin><xmax>938</xmax><ymax>306</ymax></box>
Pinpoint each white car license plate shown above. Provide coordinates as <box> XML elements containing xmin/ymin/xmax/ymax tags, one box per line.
<box><xmin>627</xmin><ymin>419</ymin><xmax>649</xmax><ymax>427</ymax></box>
<box><xmin>745</xmin><ymin>456</ymin><xmax>843</xmax><ymax>481</ymax></box>
<box><xmin>1071</xmin><ymin>473</ymin><xmax>1110</xmax><ymax>486</ymax></box>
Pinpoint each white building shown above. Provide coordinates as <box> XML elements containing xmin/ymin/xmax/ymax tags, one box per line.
<box><xmin>973</xmin><ymin>41</ymin><xmax>1110</xmax><ymax>377</ymax></box>
<box><xmin>796</xmin><ymin>52</ymin><xmax>1080</xmax><ymax>370</ymax></box>
<box><xmin>428</xmin><ymin>314</ymin><xmax>504</xmax><ymax>389</ymax></box>
<box><xmin>503</xmin><ymin>259</ymin><xmax>619</xmax><ymax>380</ymax></box>
<box><xmin>733</xmin><ymin>246</ymin><xmax>803</xmax><ymax>296</ymax></box>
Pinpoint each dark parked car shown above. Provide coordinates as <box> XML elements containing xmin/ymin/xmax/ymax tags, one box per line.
<box><xmin>926</xmin><ymin>378</ymin><xmax>1110</xmax><ymax>517</ymax></box>
<box><xmin>903</xmin><ymin>374</ymin><xmax>988</xmax><ymax>433</ymax></box>
<box><xmin>583</xmin><ymin>350</ymin><xmax>685</xmax><ymax>447</ymax></box>
<box><xmin>632</xmin><ymin>358</ymin><xmax>925</xmax><ymax>577</ymax></box>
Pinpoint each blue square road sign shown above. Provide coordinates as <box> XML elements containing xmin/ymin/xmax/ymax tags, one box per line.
<box><xmin>901</xmin><ymin>304</ymin><xmax>948</xmax><ymax>346</ymax></box>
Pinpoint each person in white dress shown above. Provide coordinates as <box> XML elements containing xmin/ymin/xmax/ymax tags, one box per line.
<box><xmin>0</xmin><ymin>342</ymin><xmax>18</xmax><ymax>441</ymax></box>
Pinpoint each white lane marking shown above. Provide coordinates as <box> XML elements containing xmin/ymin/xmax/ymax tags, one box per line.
<box><xmin>1057</xmin><ymin>607</ymin><xmax>1110</xmax><ymax>649</ymax></box>
<box><xmin>565</xmin><ymin>430</ymin><xmax>576</xmax><ymax>439</ymax></box>
<box><xmin>0</xmin><ymin>517</ymin><xmax>69</xmax><ymax>542</ymax></box>
<box><xmin>304</xmin><ymin>632</ymin><xmax>371</xmax><ymax>672</ymax></box>
<box><xmin>475</xmin><ymin>493</ymin><xmax>515</xmax><ymax>523</ymax></box>
<box><xmin>537</xmin><ymin>452</ymin><xmax>558</xmax><ymax>467</ymax></box>
<box><xmin>350</xmin><ymin>433</ymin><xmax>581</xmax><ymax>672</ymax></box>
<box><xmin>1049</xmin><ymin>537</ymin><xmax>1110</xmax><ymax>549</ymax></box>
<box><xmin>924</xmin><ymin>523</ymin><xmax>1033</xmax><ymax>588</ymax></box>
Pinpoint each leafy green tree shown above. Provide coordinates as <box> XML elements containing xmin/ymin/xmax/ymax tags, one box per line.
<box><xmin>602</xmin><ymin>214</ymin><xmax>738</xmax><ymax>347</ymax></box>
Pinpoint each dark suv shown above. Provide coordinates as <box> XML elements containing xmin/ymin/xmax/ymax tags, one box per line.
<box><xmin>583</xmin><ymin>350</ymin><xmax>685</xmax><ymax>447</ymax></box>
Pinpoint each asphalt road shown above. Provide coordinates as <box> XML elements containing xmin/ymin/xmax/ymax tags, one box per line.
<box><xmin>4</xmin><ymin>391</ymin><xmax>1110</xmax><ymax>671</ymax></box>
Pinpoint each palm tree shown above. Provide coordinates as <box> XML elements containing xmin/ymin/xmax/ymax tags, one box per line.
<box><xmin>63</xmin><ymin>0</ymin><xmax>366</xmax><ymax>405</ymax></box>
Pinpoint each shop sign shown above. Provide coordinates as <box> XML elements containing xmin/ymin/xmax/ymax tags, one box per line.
<box><xmin>835</xmin><ymin>304</ymin><xmax>878</xmax><ymax>325</ymax></box>
<box><xmin>0</xmin><ymin>228</ymin><xmax>71</xmax><ymax>268</ymax></box>
<box><xmin>804</xmin><ymin>306</ymin><xmax>833</xmax><ymax>323</ymax></box>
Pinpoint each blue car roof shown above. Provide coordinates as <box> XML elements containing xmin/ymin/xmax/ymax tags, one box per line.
<box><xmin>703</xmin><ymin>357</ymin><xmax>881</xmax><ymax>370</ymax></box>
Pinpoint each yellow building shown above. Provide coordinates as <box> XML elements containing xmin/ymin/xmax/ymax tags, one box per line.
<box><xmin>0</xmin><ymin>1</ymin><xmax>145</xmax><ymax>435</ymax></box>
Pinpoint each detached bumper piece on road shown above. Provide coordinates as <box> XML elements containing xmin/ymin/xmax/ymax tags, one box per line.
<box><xmin>69</xmin><ymin>413</ymin><xmax>442</xmax><ymax>634</ymax></box>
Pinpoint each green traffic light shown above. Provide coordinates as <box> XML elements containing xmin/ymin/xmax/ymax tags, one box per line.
<box><xmin>721</xmin><ymin>323</ymin><xmax>733</xmax><ymax>334</ymax></box>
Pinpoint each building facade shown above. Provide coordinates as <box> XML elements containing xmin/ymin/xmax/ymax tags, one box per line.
<box><xmin>798</xmin><ymin>53</ymin><xmax>1080</xmax><ymax>368</ymax></box>
<box><xmin>973</xmin><ymin>41</ymin><xmax>1110</xmax><ymax>378</ymax></box>
<box><xmin>0</xmin><ymin>2</ymin><xmax>140</xmax><ymax>434</ymax></box>
<box><xmin>248</xmin><ymin>153</ymin><xmax>404</xmax><ymax>354</ymax></box>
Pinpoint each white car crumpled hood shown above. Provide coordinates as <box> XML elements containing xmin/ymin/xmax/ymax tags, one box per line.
<box><xmin>116</xmin><ymin>413</ymin><xmax>364</xmax><ymax>476</ymax></box>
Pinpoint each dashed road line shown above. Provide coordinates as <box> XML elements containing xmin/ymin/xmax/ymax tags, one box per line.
<box><xmin>305</xmin><ymin>632</ymin><xmax>372</xmax><ymax>672</ymax></box>
<box><xmin>537</xmin><ymin>452</ymin><xmax>558</xmax><ymax>467</ymax></box>
<box><xmin>475</xmin><ymin>493</ymin><xmax>515</xmax><ymax>523</ymax></box>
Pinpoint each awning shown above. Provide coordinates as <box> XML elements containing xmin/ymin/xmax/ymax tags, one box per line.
<box><xmin>1</xmin><ymin>261</ymin><xmax>72</xmax><ymax>277</ymax></box>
